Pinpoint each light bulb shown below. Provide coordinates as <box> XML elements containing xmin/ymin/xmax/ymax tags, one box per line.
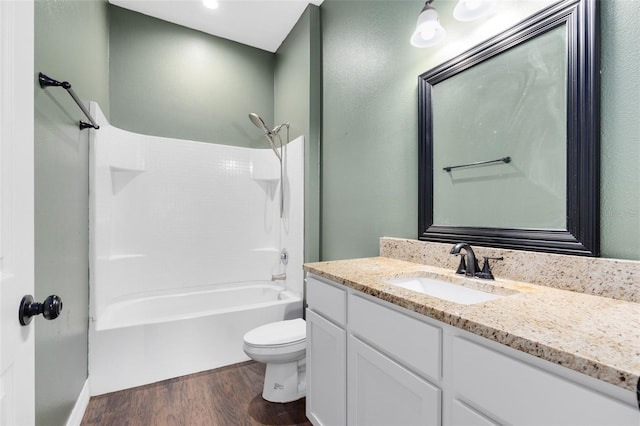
<box><xmin>203</xmin><ymin>0</ymin><xmax>219</xmax><ymax>10</ymax></box>
<box><xmin>453</xmin><ymin>0</ymin><xmax>495</xmax><ymax>21</ymax></box>
<box><xmin>464</xmin><ymin>0</ymin><xmax>483</xmax><ymax>11</ymax></box>
<box><xmin>419</xmin><ymin>27</ymin><xmax>437</xmax><ymax>41</ymax></box>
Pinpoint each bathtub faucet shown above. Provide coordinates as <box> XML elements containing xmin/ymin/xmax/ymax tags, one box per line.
<box><xmin>271</xmin><ymin>273</ymin><xmax>287</xmax><ymax>281</ymax></box>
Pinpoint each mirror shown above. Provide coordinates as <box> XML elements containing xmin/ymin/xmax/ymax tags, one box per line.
<box><xmin>418</xmin><ymin>0</ymin><xmax>599</xmax><ymax>256</ymax></box>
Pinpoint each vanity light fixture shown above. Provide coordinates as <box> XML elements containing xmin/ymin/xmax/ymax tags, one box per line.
<box><xmin>453</xmin><ymin>0</ymin><xmax>495</xmax><ymax>21</ymax></box>
<box><xmin>410</xmin><ymin>0</ymin><xmax>446</xmax><ymax>48</ymax></box>
<box><xmin>203</xmin><ymin>0</ymin><xmax>219</xmax><ymax>10</ymax></box>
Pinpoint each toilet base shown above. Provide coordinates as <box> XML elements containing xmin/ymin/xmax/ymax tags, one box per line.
<box><xmin>262</xmin><ymin>359</ymin><xmax>306</xmax><ymax>403</ymax></box>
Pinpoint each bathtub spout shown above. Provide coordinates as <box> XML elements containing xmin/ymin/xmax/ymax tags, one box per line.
<box><xmin>271</xmin><ymin>273</ymin><xmax>287</xmax><ymax>281</ymax></box>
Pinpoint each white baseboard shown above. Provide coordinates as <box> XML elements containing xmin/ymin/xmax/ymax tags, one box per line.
<box><xmin>66</xmin><ymin>379</ymin><xmax>90</xmax><ymax>426</ymax></box>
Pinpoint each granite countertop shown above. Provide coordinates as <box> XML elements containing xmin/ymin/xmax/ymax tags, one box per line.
<box><xmin>304</xmin><ymin>256</ymin><xmax>640</xmax><ymax>394</ymax></box>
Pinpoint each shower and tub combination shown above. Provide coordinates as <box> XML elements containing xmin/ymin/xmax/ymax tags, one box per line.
<box><xmin>88</xmin><ymin>103</ymin><xmax>304</xmax><ymax>395</ymax></box>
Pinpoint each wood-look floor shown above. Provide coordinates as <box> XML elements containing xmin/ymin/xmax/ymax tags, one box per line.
<box><xmin>81</xmin><ymin>361</ymin><xmax>311</xmax><ymax>426</ymax></box>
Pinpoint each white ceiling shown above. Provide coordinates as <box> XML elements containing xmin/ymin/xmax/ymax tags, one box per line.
<box><xmin>109</xmin><ymin>0</ymin><xmax>323</xmax><ymax>53</ymax></box>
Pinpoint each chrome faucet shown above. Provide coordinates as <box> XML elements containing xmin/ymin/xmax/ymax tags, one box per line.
<box><xmin>450</xmin><ymin>243</ymin><xmax>480</xmax><ymax>278</ymax></box>
<box><xmin>271</xmin><ymin>273</ymin><xmax>287</xmax><ymax>281</ymax></box>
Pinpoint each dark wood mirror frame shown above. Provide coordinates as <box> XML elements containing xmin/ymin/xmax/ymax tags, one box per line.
<box><xmin>418</xmin><ymin>0</ymin><xmax>600</xmax><ymax>256</ymax></box>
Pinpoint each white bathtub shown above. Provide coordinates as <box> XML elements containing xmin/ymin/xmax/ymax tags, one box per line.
<box><xmin>89</xmin><ymin>282</ymin><xmax>302</xmax><ymax>396</ymax></box>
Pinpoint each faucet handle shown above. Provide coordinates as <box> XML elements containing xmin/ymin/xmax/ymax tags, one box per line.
<box><xmin>477</xmin><ymin>256</ymin><xmax>503</xmax><ymax>280</ymax></box>
<box><xmin>453</xmin><ymin>253</ymin><xmax>467</xmax><ymax>275</ymax></box>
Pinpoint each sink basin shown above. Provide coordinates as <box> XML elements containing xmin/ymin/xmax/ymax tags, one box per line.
<box><xmin>386</xmin><ymin>277</ymin><xmax>505</xmax><ymax>305</ymax></box>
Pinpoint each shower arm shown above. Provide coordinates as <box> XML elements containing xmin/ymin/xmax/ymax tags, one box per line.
<box><xmin>272</xmin><ymin>122</ymin><xmax>290</xmax><ymax>135</ymax></box>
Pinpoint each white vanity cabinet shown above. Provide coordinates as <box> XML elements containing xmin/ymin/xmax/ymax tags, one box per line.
<box><xmin>306</xmin><ymin>275</ymin><xmax>443</xmax><ymax>426</ymax></box>
<box><xmin>305</xmin><ymin>273</ymin><xmax>640</xmax><ymax>426</ymax></box>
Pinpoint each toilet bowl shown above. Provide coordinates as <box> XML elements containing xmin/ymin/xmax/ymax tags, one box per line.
<box><xmin>243</xmin><ymin>318</ymin><xmax>306</xmax><ymax>403</ymax></box>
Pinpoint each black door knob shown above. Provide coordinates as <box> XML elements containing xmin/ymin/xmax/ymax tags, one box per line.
<box><xmin>19</xmin><ymin>294</ymin><xmax>63</xmax><ymax>326</ymax></box>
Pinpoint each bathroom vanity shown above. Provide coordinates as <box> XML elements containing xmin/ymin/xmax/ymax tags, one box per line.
<box><xmin>304</xmin><ymin>254</ymin><xmax>640</xmax><ymax>426</ymax></box>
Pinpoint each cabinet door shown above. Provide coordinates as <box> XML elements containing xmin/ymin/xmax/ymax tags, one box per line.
<box><xmin>348</xmin><ymin>336</ymin><xmax>441</xmax><ymax>426</ymax></box>
<box><xmin>450</xmin><ymin>399</ymin><xmax>499</xmax><ymax>426</ymax></box>
<box><xmin>306</xmin><ymin>309</ymin><xmax>347</xmax><ymax>426</ymax></box>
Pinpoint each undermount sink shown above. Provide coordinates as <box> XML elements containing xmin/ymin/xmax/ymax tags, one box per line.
<box><xmin>386</xmin><ymin>276</ymin><xmax>508</xmax><ymax>305</ymax></box>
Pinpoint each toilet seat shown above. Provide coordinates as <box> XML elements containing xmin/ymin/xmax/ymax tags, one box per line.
<box><xmin>243</xmin><ymin>318</ymin><xmax>306</xmax><ymax>348</ymax></box>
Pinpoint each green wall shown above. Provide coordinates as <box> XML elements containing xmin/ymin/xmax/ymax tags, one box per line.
<box><xmin>321</xmin><ymin>0</ymin><xmax>420</xmax><ymax>261</ymax></box>
<box><xmin>320</xmin><ymin>0</ymin><xmax>640</xmax><ymax>261</ymax></box>
<box><xmin>275</xmin><ymin>7</ymin><xmax>311</xmax><ymax>145</ymax></box>
<box><xmin>109</xmin><ymin>5</ymin><xmax>275</xmax><ymax>148</ymax></box>
<box><xmin>600</xmin><ymin>0</ymin><xmax>640</xmax><ymax>259</ymax></box>
<box><xmin>34</xmin><ymin>1</ymin><xmax>109</xmax><ymax>424</ymax></box>
<box><xmin>274</xmin><ymin>5</ymin><xmax>322</xmax><ymax>262</ymax></box>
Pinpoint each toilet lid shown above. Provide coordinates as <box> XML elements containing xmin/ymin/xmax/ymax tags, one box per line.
<box><xmin>244</xmin><ymin>318</ymin><xmax>306</xmax><ymax>346</ymax></box>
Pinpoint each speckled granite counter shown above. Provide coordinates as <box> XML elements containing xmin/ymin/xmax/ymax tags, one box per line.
<box><xmin>304</xmin><ymin>256</ymin><xmax>640</xmax><ymax>395</ymax></box>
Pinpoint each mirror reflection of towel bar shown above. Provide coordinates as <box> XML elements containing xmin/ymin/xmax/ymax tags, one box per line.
<box><xmin>443</xmin><ymin>156</ymin><xmax>511</xmax><ymax>172</ymax></box>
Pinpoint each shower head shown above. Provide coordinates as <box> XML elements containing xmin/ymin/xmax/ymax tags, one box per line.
<box><xmin>248</xmin><ymin>112</ymin><xmax>282</xmax><ymax>162</ymax></box>
<box><xmin>249</xmin><ymin>113</ymin><xmax>289</xmax><ymax>136</ymax></box>
<box><xmin>248</xmin><ymin>113</ymin><xmax>271</xmax><ymax>135</ymax></box>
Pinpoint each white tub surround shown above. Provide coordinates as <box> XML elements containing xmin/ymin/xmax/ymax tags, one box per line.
<box><xmin>88</xmin><ymin>103</ymin><xmax>304</xmax><ymax>395</ymax></box>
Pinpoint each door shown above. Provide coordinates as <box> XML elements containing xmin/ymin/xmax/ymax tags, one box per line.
<box><xmin>0</xmin><ymin>0</ymin><xmax>35</xmax><ymax>424</ymax></box>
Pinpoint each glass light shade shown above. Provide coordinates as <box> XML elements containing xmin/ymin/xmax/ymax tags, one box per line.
<box><xmin>410</xmin><ymin>6</ymin><xmax>446</xmax><ymax>48</ymax></box>
<box><xmin>203</xmin><ymin>0</ymin><xmax>219</xmax><ymax>10</ymax></box>
<box><xmin>453</xmin><ymin>0</ymin><xmax>495</xmax><ymax>21</ymax></box>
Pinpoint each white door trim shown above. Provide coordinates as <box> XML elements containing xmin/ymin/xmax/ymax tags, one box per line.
<box><xmin>0</xmin><ymin>0</ymin><xmax>35</xmax><ymax>424</ymax></box>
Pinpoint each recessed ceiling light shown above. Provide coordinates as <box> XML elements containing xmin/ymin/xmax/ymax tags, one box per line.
<box><xmin>203</xmin><ymin>0</ymin><xmax>219</xmax><ymax>10</ymax></box>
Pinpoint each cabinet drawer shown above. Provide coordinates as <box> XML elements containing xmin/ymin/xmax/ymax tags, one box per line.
<box><xmin>306</xmin><ymin>275</ymin><xmax>347</xmax><ymax>326</ymax></box>
<box><xmin>349</xmin><ymin>294</ymin><xmax>441</xmax><ymax>381</ymax></box>
<box><xmin>452</xmin><ymin>337</ymin><xmax>639</xmax><ymax>426</ymax></box>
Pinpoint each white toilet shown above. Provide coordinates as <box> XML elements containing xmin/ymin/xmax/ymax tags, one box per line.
<box><xmin>242</xmin><ymin>318</ymin><xmax>306</xmax><ymax>403</ymax></box>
